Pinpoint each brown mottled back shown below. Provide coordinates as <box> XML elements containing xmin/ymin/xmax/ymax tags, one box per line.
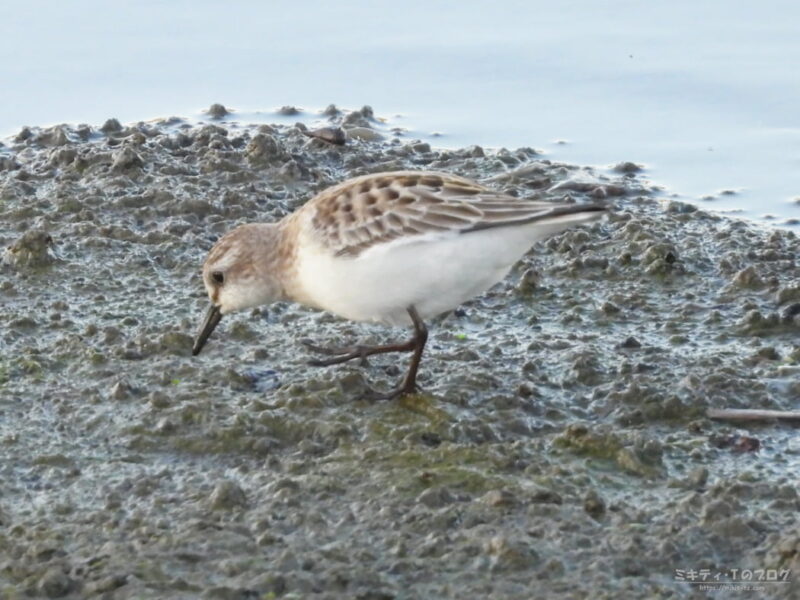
<box><xmin>301</xmin><ymin>170</ymin><xmax>583</xmax><ymax>257</ymax></box>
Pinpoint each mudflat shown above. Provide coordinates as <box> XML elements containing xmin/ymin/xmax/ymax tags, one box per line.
<box><xmin>1</xmin><ymin>106</ymin><xmax>798</xmax><ymax>599</ymax></box>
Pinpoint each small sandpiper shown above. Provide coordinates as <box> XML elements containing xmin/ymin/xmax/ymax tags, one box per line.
<box><xmin>192</xmin><ymin>170</ymin><xmax>606</xmax><ymax>399</ymax></box>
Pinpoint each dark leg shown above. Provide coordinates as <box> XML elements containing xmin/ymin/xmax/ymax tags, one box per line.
<box><xmin>302</xmin><ymin>338</ymin><xmax>415</xmax><ymax>367</ymax></box>
<box><xmin>303</xmin><ymin>306</ymin><xmax>429</xmax><ymax>400</ymax></box>
<box><xmin>365</xmin><ymin>306</ymin><xmax>428</xmax><ymax>400</ymax></box>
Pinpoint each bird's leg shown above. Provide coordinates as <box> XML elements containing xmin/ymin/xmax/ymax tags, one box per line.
<box><xmin>301</xmin><ymin>339</ymin><xmax>354</xmax><ymax>357</ymax></box>
<box><xmin>302</xmin><ymin>338</ymin><xmax>415</xmax><ymax>367</ymax></box>
<box><xmin>364</xmin><ymin>306</ymin><xmax>429</xmax><ymax>401</ymax></box>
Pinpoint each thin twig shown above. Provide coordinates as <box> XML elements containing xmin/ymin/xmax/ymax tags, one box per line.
<box><xmin>707</xmin><ymin>408</ymin><xmax>800</xmax><ymax>422</ymax></box>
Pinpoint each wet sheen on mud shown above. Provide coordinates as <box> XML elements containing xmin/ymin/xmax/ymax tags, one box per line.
<box><xmin>0</xmin><ymin>106</ymin><xmax>798</xmax><ymax>599</ymax></box>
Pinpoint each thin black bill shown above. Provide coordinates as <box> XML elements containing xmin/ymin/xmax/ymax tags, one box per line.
<box><xmin>192</xmin><ymin>304</ymin><xmax>223</xmax><ymax>356</ymax></box>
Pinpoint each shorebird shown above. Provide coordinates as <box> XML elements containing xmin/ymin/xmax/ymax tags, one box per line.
<box><xmin>192</xmin><ymin>171</ymin><xmax>606</xmax><ymax>399</ymax></box>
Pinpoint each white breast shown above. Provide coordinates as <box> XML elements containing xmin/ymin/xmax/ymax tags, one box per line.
<box><xmin>293</xmin><ymin>214</ymin><xmax>594</xmax><ymax>327</ymax></box>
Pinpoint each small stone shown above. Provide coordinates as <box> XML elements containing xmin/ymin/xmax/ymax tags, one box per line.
<box><xmin>732</xmin><ymin>266</ymin><xmax>764</xmax><ymax>289</ymax></box>
<box><xmin>245</xmin><ymin>133</ymin><xmax>285</xmax><ymax>164</ymax></box>
<box><xmin>49</xmin><ymin>147</ymin><xmax>77</xmax><ymax>166</ymax></box>
<box><xmin>529</xmin><ymin>485</ymin><xmax>563</xmax><ymax>504</ymax></box>
<box><xmin>256</xmin><ymin>532</ymin><xmax>281</xmax><ymax>546</ymax></box>
<box><xmin>619</xmin><ymin>336</ymin><xmax>641</xmax><ymax>349</ymax></box>
<box><xmin>37</xmin><ymin>568</ymin><xmax>74</xmax><ymax>598</ymax></box>
<box><xmin>687</xmin><ymin>467</ymin><xmax>709</xmax><ymax>488</ymax></box>
<box><xmin>666</xmin><ymin>200</ymin><xmax>697</xmax><ymax>214</ymax></box>
<box><xmin>416</xmin><ymin>486</ymin><xmax>455</xmax><ymax>508</ymax></box>
<box><xmin>207</xmin><ymin>103</ymin><xmax>229</xmax><ymax>119</ymax></box>
<box><xmin>718</xmin><ymin>435</ymin><xmax>760</xmax><ymax>453</ymax></box>
<box><xmin>100</xmin><ymin>118</ymin><xmax>123</xmax><ymax>134</ymax></box>
<box><xmin>776</xmin><ymin>283</ymin><xmax>800</xmax><ymax>305</ymax></box>
<box><xmin>241</xmin><ymin>368</ymin><xmax>281</xmax><ymax>393</ymax></box>
<box><xmin>613</xmin><ymin>161</ymin><xmax>642</xmax><ymax>174</ymax></box>
<box><xmin>75</xmin><ymin>124</ymin><xmax>92</xmax><ymax>140</ymax></box>
<box><xmin>419</xmin><ymin>431</ymin><xmax>442</xmax><ymax>447</ymax></box>
<box><xmin>755</xmin><ymin>346</ymin><xmax>780</xmax><ymax>361</ymax></box>
<box><xmin>277</xmin><ymin>158</ymin><xmax>304</xmax><ymax>182</ymax></box>
<box><xmin>600</xmin><ymin>301</ymin><xmax>620</xmax><ymax>314</ymax></box>
<box><xmin>102</xmin><ymin>326</ymin><xmax>121</xmax><ymax>345</ymax></box>
<box><xmin>36</xmin><ymin>126</ymin><xmax>69</xmax><ymax>147</ymax></box>
<box><xmin>481</xmin><ymin>489</ymin><xmax>516</xmax><ymax>507</ymax></box>
<box><xmin>210</xmin><ymin>480</ymin><xmax>247</xmax><ymax>510</ymax></box>
<box><xmin>736</xmin><ymin>309</ymin><xmax>782</xmax><ymax>335</ymax></box>
<box><xmin>10</xmin><ymin>316</ymin><xmax>37</xmax><ymax>329</ymax></box>
<box><xmin>412</xmin><ymin>142</ymin><xmax>431</xmax><ymax>153</ymax></box>
<box><xmin>277</xmin><ymin>105</ymin><xmax>300</xmax><ymax>115</ymax></box>
<box><xmin>583</xmin><ymin>489</ymin><xmax>606</xmax><ymax>518</ymax></box>
<box><xmin>15</xmin><ymin>126</ymin><xmax>33</xmax><ymax>142</ymax></box>
<box><xmin>782</xmin><ymin>303</ymin><xmax>800</xmax><ymax>323</ymax></box>
<box><xmin>111</xmin><ymin>146</ymin><xmax>143</xmax><ymax>171</ymax></box>
<box><xmin>159</xmin><ymin>331</ymin><xmax>193</xmax><ymax>355</ymax></box>
<box><xmin>109</xmin><ymin>380</ymin><xmax>133</xmax><ymax>401</ymax></box>
<box><xmin>516</xmin><ymin>268</ymin><xmax>539</xmax><ymax>295</ymax></box>
<box><xmin>581</xmin><ymin>255</ymin><xmax>609</xmax><ymax>269</ymax></box>
<box><xmin>2</xmin><ymin>229</ymin><xmax>54</xmax><ymax>268</ymax></box>
<box><xmin>155</xmin><ymin>418</ymin><xmax>177</xmax><ymax>434</ymax></box>
<box><xmin>642</xmin><ymin>244</ymin><xmax>678</xmax><ymax>267</ymax></box>
<box><xmin>302</xmin><ymin>126</ymin><xmax>346</xmax><ymax>146</ymax></box>
<box><xmin>0</xmin><ymin>155</ymin><xmax>20</xmax><ymax>171</ymax></box>
<box><xmin>485</xmin><ymin>536</ymin><xmax>533</xmax><ymax>571</ymax></box>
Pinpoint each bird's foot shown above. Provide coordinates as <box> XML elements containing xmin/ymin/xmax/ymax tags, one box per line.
<box><xmin>302</xmin><ymin>338</ymin><xmax>415</xmax><ymax>367</ymax></box>
<box><xmin>302</xmin><ymin>340</ymin><xmax>371</xmax><ymax>367</ymax></box>
<box><xmin>301</xmin><ymin>338</ymin><xmax>355</xmax><ymax>356</ymax></box>
<box><xmin>309</xmin><ymin>354</ymin><xmax>370</xmax><ymax>368</ymax></box>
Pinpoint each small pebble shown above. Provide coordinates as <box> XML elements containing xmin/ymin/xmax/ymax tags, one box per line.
<box><xmin>207</xmin><ymin>103</ymin><xmax>229</xmax><ymax>119</ymax></box>
<box><xmin>302</xmin><ymin>126</ymin><xmax>346</xmax><ymax>146</ymax></box>
<box><xmin>209</xmin><ymin>480</ymin><xmax>248</xmax><ymax>510</ymax></box>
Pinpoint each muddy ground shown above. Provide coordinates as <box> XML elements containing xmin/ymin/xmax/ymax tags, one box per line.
<box><xmin>0</xmin><ymin>105</ymin><xmax>799</xmax><ymax>599</ymax></box>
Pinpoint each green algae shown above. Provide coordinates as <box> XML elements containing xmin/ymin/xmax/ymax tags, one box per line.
<box><xmin>348</xmin><ymin>444</ymin><xmax>508</xmax><ymax>497</ymax></box>
<box><xmin>552</xmin><ymin>424</ymin><xmax>665</xmax><ymax>479</ymax></box>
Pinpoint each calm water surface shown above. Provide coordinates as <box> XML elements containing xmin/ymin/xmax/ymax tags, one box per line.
<box><xmin>1</xmin><ymin>0</ymin><xmax>798</xmax><ymax>225</ymax></box>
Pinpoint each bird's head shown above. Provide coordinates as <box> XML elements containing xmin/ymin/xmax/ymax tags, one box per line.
<box><xmin>192</xmin><ymin>223</ymin><xmax>285</xmax><ymax>355</ymax></box>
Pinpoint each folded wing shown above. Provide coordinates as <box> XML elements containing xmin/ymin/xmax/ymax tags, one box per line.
<box><xmin>306</xmin><ymin>171</ymin><xmax>605</xmax><ymax>257</ymax></box>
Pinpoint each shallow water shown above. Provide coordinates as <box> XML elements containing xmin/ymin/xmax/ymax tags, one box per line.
<box><xmin>1</xmin><ymin>0</ymin><xmax>799</xmax><ymax>225</ymax></box>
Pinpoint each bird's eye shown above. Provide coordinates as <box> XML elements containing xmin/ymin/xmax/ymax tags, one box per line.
<box><xmin>211</xmin><ymin>271</ymin><xmax>224</xmax><ymax>285</ymax></box>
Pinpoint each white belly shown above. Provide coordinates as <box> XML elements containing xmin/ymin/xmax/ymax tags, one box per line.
<box><xmin>294</xmin><ymin>224</ymin><xmax>551</xmax><ymax>326</ymax></box>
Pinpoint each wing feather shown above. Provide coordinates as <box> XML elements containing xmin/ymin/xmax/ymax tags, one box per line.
<box><xmin>303</xmin><ymin>171</ymin><xmax>604</xmax><ymax>257</ymax></box>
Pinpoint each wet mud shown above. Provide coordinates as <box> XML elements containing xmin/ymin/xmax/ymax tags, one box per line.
<box><xmin>0</xmin><ymin>106</ymin><xmax>798</xmax><ymax>599</ymax></box>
